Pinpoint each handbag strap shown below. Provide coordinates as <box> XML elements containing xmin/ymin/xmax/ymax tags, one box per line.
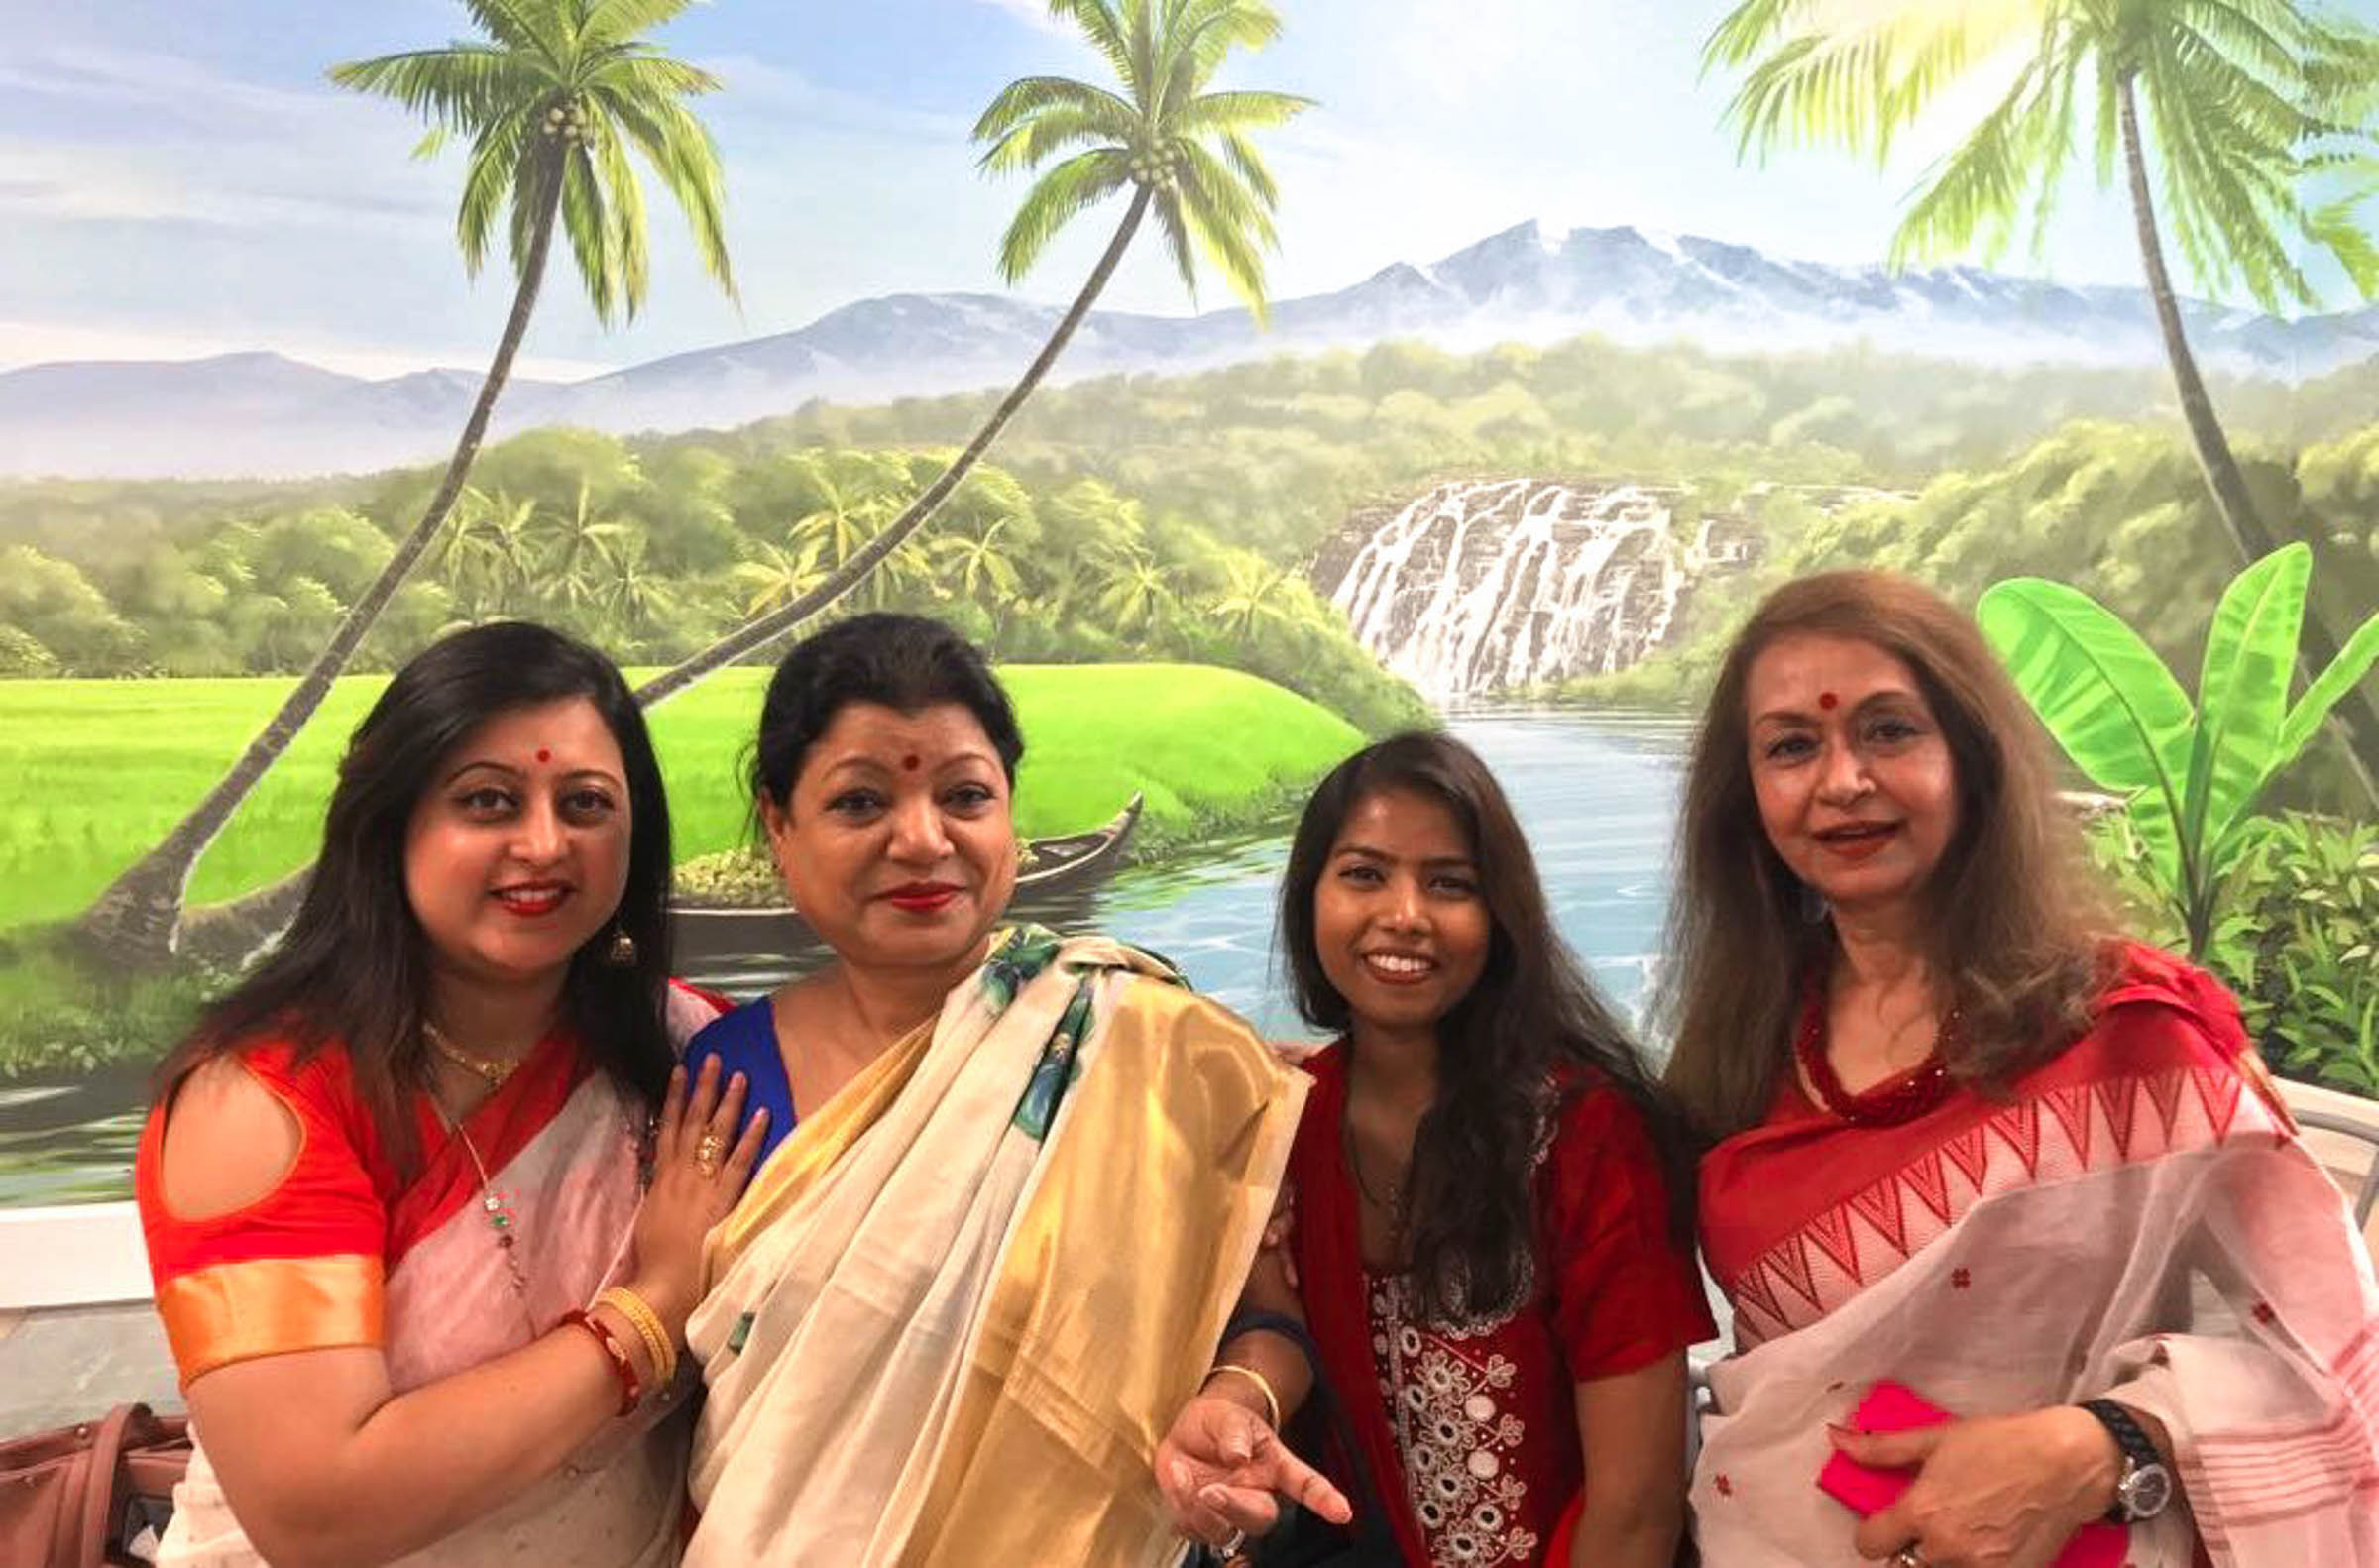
<box><xmin>71</xmin><ymin>1403</ymin><xmax>149</xmax><ymax>1567</ymax></box>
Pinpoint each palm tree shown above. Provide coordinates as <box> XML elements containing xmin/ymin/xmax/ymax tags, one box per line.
<box><xmin>535</xmin><ymin>481</ymin><xmax>633</xmax><ymax>617</ymax></box>
<box><xmin>1207</xmin><ymin>555</ymin><xmax>1292</xmax><ymax>639</ymax></box>
<box><xmin>1094</xmin><ymin>550</ymin><xmax>1183</xmax><ymax>636</ymax></box>
<box><xmin>934</xmin><ymin>520</ymin><xmax>1025</xmax><ymax>604</ymax></box>
<box><xmin>1704</xmin><ymin>0</ymin><xmax>2379</xmax><ymax>790</ymax></box>
<box><xmin>81</xmin><ymin>0</ymin><xmax>736</xmax><ymax>959</ymax></box>
<box><xmin>632</xmin><ymin>0</ymin><xmax>1309</xmax><ymax>706</ymax></box>
<box><xmin>732</xmin><ymin>538</ymin><xmax>829</xmax><ymax>618</ymax></box>
<box><xmin>434</xmin><ymin>487</ymin><xmax>540</xmax><ymax>617</ymax></box>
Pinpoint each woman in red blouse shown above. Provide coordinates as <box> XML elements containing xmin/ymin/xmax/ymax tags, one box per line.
<box><xmin>134</xmin><ymin>622</ymin><xmax>765</xmax><ymax>1566</ymax></box>
<box><xmin>1155</xmin><ymin>731</ymin><xmax>1715</xmax><ymax>1566</ymax></box>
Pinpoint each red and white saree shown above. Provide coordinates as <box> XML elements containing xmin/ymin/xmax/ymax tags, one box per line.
<box><xmin>1692</xmin><ymin>944</ymin><xmax>2379</xmax><ymax>1566</ymax></box>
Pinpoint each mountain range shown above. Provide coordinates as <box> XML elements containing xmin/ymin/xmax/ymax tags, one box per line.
<box><xmin>5</xmin><ymin>218</ymin><xmax>2374</xmax><ymax>481</ymax></box>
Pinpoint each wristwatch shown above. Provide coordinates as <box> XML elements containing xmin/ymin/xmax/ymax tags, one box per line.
<box><xmin>2081</xmin><ymin>1399</ymin><xmax>2174</xmax><ymax>1522</ymax></box>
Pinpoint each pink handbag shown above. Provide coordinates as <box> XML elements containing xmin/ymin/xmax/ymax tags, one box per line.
<box><xmin>0</xmin><ymin>1402</ymin><xmax>191</xmax><ymax>1567</ymax></box>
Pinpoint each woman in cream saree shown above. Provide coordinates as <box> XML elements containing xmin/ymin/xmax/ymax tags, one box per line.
<box><xmin>675</xmin><ymin>615</ymin><xmax>1306</xmax><ymax>1566</ymax></box>
<box><xmin>687</xmin><ymin>926</ymin><xmax>1303</xmax><ymax>1566</ymax></box>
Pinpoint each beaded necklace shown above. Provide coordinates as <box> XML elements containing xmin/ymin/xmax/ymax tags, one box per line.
<box><xmin>426</xmin><ymin>1089</ymin><xmax>535</xmax><ymax>1307</ymax></box>
<box><xmin>1794</xmin><ymin>985</ymin><xmax>1957</xmax><ymax>1127</ymax></box>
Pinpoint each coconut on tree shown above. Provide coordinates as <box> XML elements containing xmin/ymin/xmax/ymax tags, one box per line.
<box><xmin>631</xmin><ymin>0</ymin><xmax>1311</xmax><ymax>706</ymax></box>
<box><xmin>79</xmin><ymin>0</ymin><xmax>737</xmax><ymax>960</ymax></box>
<box><xmin>1703</xmin><ymin>0</ymin><xmax>2379</xmax><ymax>792</ymax></box>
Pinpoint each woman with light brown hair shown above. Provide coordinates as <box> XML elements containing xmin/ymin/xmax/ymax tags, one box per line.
<box><xmin>1662</xmin><ymin>570</ymin><xmax>2379</xmax><ymax>1567</ymax></box>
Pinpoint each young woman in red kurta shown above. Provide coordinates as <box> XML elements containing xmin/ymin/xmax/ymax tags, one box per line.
<box><xmin>1155</xmin><ymin>732</ymin><xmax>1715</xmax><ymax>1566</ymax></box>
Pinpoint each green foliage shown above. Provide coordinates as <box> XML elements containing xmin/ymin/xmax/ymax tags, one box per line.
<box><xmin>2093</xmin><ymin>813</ymin><xmax>2379</xmax><ymax>1094</ymax></box>
<box><xmin>1981</xmin><ymin>544</ymin><xmax>2379</xmax><ymax>954</ymax></box>
<box><xmin>0</xmin><ymin>934</ymin><xmax>230</xmax><ymax>1081</ymax></box>
<box><xmin>1706</xmin><ymin>0</ymin><xmax>2379</xmax><ymax>313</ymax></box>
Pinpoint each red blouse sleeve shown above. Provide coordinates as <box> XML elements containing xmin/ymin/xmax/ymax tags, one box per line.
<box><xmin>1540</xmin><ymin>1085</ymin><xmax>1718</xmax><ymax>1381</ymax></box>
<box><xmin>135</xmin><ymin>1042</ymin><xmax>395</xmax><ymax>1386</ymax></box>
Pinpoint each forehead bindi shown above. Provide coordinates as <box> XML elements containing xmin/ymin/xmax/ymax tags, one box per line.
<box><xmin>1749</xmin><ymin>634</ymin><xmax>1921</xmax><ymax>720</ymax></box>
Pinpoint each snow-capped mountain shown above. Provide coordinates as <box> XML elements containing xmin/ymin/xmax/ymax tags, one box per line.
<box><xmin>4</xmin><ymin>219</ymin><xmax>2372</xmax><ymax>480</ymax></box>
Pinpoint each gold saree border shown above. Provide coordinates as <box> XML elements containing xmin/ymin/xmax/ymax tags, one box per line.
<box><xmin>906</xmin><ymin>977</ymin><xmax>1309</xmax><ymax>1565</ymax></box>
<box><xmin>157</xmin><ymin>1253</ymin><xmax>385</xmax><ymax>1385</ymax></box>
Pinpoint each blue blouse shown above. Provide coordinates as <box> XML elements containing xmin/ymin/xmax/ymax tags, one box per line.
<box><xmin>683</xmin><ymin>997</ymin><xmax>798</xmax><ymax>1171</ymax></box>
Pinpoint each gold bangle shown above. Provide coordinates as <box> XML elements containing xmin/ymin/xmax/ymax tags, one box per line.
<box><xmin>596</xmin><ymin>1286</ymin><xmax>676</xmax><ymax>1386</ymax></box>
<box><xmin>1205</xmin><ymin>1362</ymin><xmax>1281</xmax><ymax>1430</ymax></box>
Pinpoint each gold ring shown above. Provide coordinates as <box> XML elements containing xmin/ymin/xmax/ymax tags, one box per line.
<box><xmin>695</xmin><ymin>1132</ymin><xmax>726</xmax><ymax>1176</ymax></box>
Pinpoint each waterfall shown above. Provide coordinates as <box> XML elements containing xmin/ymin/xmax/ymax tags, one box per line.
<box><xmin>1319</xmin><ymin>478</ymin><xmax>1730</xmax><ymax>698</ymax></box>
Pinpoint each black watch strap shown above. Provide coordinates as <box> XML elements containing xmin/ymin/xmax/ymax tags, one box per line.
<box><xmin>2081</xmin><ymin>1399</ymin><xmax>2162</xmax><ymax>1521</ymax></box>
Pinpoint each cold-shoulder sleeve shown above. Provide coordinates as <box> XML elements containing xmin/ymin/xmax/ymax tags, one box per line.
<box><xmin>135</xmin><ymin>1043</ymin><xmax>395</xmax><ymax>1386</ymax></box>
<box><xmin>1542</xmin><ymin>1085</ymin><xmax>1718</xmax><ymax>1381</ymax></box>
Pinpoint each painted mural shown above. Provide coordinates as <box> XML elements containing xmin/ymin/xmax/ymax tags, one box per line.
<box><xmin>3</xmin><ymin>0</ymin><xmax>2377</xmax><ymax>1213</ymax></box>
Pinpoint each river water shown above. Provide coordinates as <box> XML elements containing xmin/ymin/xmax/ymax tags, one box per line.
<box><xmin>0</xmin><ymin>708</ymin><xmax>1691</xmax><ymax>1207</ymax></box>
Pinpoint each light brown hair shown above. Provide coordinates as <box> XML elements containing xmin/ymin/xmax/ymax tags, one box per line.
<box><xmin>1657</xmin><ymin>570</ymin><xmax>2111</xmax><ymax>1141</ymax></box>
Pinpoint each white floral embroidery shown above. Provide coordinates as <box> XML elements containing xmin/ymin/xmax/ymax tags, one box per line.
<box><xmin>1371</xmin><ymin>1277</ymin><xmax>1541</xmax><ymax>1564</ymax></box>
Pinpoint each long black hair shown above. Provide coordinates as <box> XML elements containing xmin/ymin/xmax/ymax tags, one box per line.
<box><xmin>157</xmin><ymin>621</ymin><xmax>677</xmax><ymax>1169</ymax></box>
<box><xmin>1279</xmin><ymin>731</ymin><xmax>1695</xmax><ymax>1323</ymax></box>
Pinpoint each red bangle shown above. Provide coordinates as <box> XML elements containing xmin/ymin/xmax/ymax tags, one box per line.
<box><xmin>562</xmin><ymin>1308</ymin><xmax>642</xmax><ymax>1416</ymax></box>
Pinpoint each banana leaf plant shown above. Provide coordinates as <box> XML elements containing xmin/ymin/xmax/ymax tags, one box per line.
<box><xmin>1978</xmin><ymin>543</ymin><xmax>2379</xmax><ymax>957</ymax></box>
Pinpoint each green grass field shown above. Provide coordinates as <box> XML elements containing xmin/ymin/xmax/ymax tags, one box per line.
<box><xmin>0</xmin><ymin>664</ymin><xmax>1364</xmax><ymax>933</ymax></box>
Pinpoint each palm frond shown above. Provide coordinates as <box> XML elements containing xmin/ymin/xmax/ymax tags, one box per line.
<box><xmin>559</xmin><ymin>142</ymin><xmax>624</xmax><ymax>321</ymax></box>
<box><xmin>592</xmin><ymin>119</ymin><xmax>652</xmax><ymax>318</ymax></box>
<box><xmin>972</xmin><ymin>76</ymin><xmax>1139</xmax><ymax>146</ymax></box>
<box><xmin>1047</xmin><ymin>0</ymin><xmax>1139</xmax><ymax>95</ymax></box>
<box><xmin>1174</xmin><ymin>137</ymin><xmax>1276</xmax><ymax>317</ymax></box>
<box><xmin>457</xmin><ymin>111</ymin><xmax>534</xmax><ymax>273</ymax></box>
<box><xmin>1150</xmin><ymin>187</ymin><xmax>1200</xmax><ymax>300</ymax></box>
<box><xmin>583</xmin><ymin>0</ymin><xmax>701</xmax><ymax>45</ymax></box>
<box><xmin>328</xmin><ymin>45</ymin><xmax>551</xmax><ymax>131</ymax></box>
<box><xmin>462</xmin><ymin>0</ymin><xmax>565</xmax><ymax>66</ymax></box>
<box><xmin>994</xmin><ymin>149</ymin><xmax>1132</xmax><ymax>280</ymax></box>
<box><xmin>507</xmin><ymin>142</ymin><xmax>561</xmax><ymax>277</ymax></box>
<box><xmin>1170</xmin><ymin>88</ymin><xmax>1311</xmax><ymax>135</ymax></box>
<box><xmin>975</xmin><ymin>106</ymin><xmax>1125</xmax><ymax>174</ymax></box>
<box><xmin>1216</xmin><ymin>129</ymin><xmax>1279</xmax><ymax>209</ymax></box>
<box><xmin>598</xmin><ymin>90</ymin><xmax>736</xmax><ymax>297</ymax></box>
<box><xmin>1889</xmin><ymin>57</ymin><xmax>2057</xmax><ymax>266</ymax></box>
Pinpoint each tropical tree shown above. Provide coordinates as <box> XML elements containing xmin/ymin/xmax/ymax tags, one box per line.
<box><xmin>1703</xmin><ymin>0</ymin><xmax>2379</xmax><ymax>789</ymax></box>
<box><xmin>1205</xmin><ymin>554</ymin><xmax>1293</xmax><ymax>639</ymax></box>
<box><xmin>1980</xmin><ymin>543</ymin><xmax>2379</xmax><ymax>956</ymax></box>
<box><xmin>1093</xmin><ymin>550</ymin><xmax>1183</xmax><ymax>636</ymax></box>
<box><xmin>732</xmin><ymin>538</ymin><xmax>829</xmax><ymax>618</ymax></box>
<box><xmin>434</xmin><ymin>487</ymin><xmax>540</xmax><ymax>617</ymax></box>
<box><xmin>81</xmin><ymin>0</ymin><xmax>736</xmax><ymax>959</ymax></box>
<box><xmin>632</xmin><ymin>0</ymin><xmax>1309</xmax><ymax>705</ymax></box>
<box><xmin>933</xmin><ymin>520</ymin><xmax>1025</xmax><ymax>604</ymax></box>
<box><xmin>535</xmin><ymin>481</ymin><xmax>634</xmax><ymax>617</ymax></box>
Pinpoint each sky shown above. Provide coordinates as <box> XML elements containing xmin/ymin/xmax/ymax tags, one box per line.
<box><xmin>1</xmin><ymin>0</ymin><xmax>2373</xmax><ymax>380</ymax></box>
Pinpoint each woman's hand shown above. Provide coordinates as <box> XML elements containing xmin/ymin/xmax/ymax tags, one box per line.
<box><xmin>625</xmin><ymin>1056</ymin><xmax>767</xmax><ymax>1333</ymax></box>
<box><xmin>1156</xmin><ymin>1389</ymin><xmax>1351</xmax><ymax>1553</ymax></box>
<box><xmin>1834</xmin><ymin>1406</ymin><xmax>2120</xmax><ymax>1568</ymax></box>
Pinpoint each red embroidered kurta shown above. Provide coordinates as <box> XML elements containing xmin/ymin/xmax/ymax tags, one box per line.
<box><xmin>1290</xmin><ymin>1046</ymin><xmax>1716</xmax><ymax>1565</ymax></box>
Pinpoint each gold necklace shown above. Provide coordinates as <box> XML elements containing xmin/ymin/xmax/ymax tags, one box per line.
<box><xmin>424</xmin><ymin>1020</ymin><xmax>522</xmax><ymax>1090</ymax></box>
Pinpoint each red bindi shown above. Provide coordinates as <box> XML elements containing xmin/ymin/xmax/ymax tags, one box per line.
<box><xmin>535</xmin><ymin>747</ymin><xmax>551</xmax><ymax>763</ymax></box>
<box><xmin>901</xmin><ymin>754</ymin><xmax>921</xmax><ymax>772</ymax></box>
<box><xmin>1817</xmin><ymin>693</ymin><xmax>1839</xmax><ymax>712</ymax></box>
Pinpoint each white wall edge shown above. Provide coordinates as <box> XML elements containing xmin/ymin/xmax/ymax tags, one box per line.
<box><xmin>0</xmin><ymin>1201</ymin><xmax>150</xmax><ymax>1310</ymax></box>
